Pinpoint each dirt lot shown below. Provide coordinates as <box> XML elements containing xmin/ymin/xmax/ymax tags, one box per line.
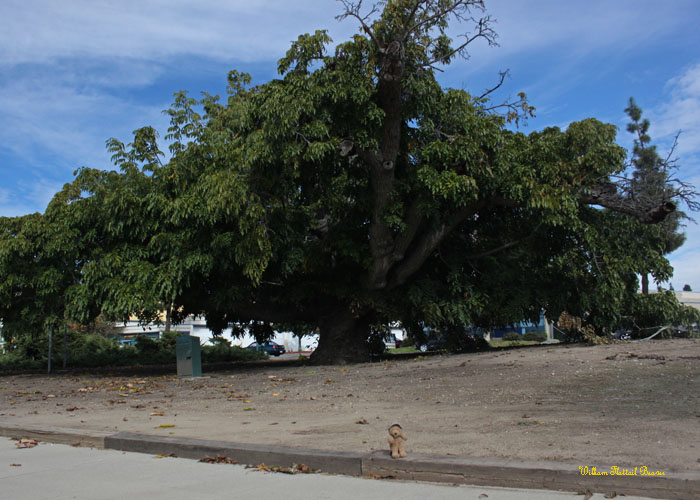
<box><xmin>1</xmin><ymin>339</ymin><xmax>699</xmax><ymax>472</ymax></box>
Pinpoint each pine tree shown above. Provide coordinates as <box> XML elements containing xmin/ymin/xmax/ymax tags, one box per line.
<box><xmin>624</xmin><ymin>98</ymin><xmax>686</xmax><ymax>294</ymax></box>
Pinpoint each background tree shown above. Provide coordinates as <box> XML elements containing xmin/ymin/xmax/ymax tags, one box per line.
<box><xmin>0</xmin><ymin>209</ymin><xmax>82</xmax><ymax>362</ymax></box>
<box><xmin>623</xmin><ymin>97</ymin><xmax>688</xmax><ymax>294</ymax></box>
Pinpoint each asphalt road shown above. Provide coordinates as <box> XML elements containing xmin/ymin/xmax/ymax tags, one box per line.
<box><xmin>1</xmin><ymin>438</ymin><xmax>656</xmax><ymax>500</ymax></box>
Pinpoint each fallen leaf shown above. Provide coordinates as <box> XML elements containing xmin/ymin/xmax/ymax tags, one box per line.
<box><xmin>604</xmin><ymin>493</ymin><xmax>618</xmax><ymax>499</ymax></box>
<box><xmin>200</xmin><ymin>455</ymin><xmax>237</xmax><ymax>464</ymax></box>
<box><xmin>66</xmin><ymin>406</ymin><xmax>80</xmax><ymax>412</ymax></box>
<box><xmin>293</xmin><ymin>463</ymin><xmax>319</xmax><ymax>474</ymax></box>
<box><xmin>243</xmin><ymin>407</ymin><xmax>255</xmax><ymax>411</ymax></box>
<box><xmin>355</xmin><ymin>419</ymin><xmax>369</xmax><ymax>425</ymax></box>
<box><xmin>10</xmin><ymin>463</ymin><xmax>21</xmax><ymax>467</ymax></box>
<box><xmin>478</xmin><ymin>495</ymin><xmax>489</xmax><ymax>499</ymax></box>
<box><xmin>151</xmin><ymin>411</ymin><xmax>165</xmax><ymax>416</ymax></box>
<box><xmin>246</xmin><ymin>463</ymin><xmax>271</xmax><ymax>472</ymax></box>
<box><xmin>15</xmin><ymin>439</ymin><xmax>38</xmax><ymax>449</ymax></box>
<box><xmin>155</xmin><ymin>453</ymin><xmax>177</xmax><ymax>459</ymax></box>
<box><xmin>245</xmin><ymin>463</ymin><xmax>318</xmax><ymax>474</ymax></box>
<box><xmin>269</xmin><ymin>422</ymin><xmax>279</xmax><ymax>425</ymax></box>
<box><xmin>156</xmin><ymin>424</ymin><xmax>175</xmax><ymax>429</ymax></box>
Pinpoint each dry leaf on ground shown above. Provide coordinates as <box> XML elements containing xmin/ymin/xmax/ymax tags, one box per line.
<box><xmin>199</xmin><ymin>455</ymin><xmax>237</xmax><ymax>464</ymax></box>
<box><xmin>15</xmin><ymin>439</ymin><xmax>38</xmax><ymax>449</ymax></box>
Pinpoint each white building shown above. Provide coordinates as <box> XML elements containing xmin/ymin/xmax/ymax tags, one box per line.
<box><xmin>115</xmin><ymin>316</ymin><xmax>319</xmax><ymax>352</ymax></box>
<box><xmin>673</xmin><ymin>291</ymin><xmax>700</xmax><ymax>311</ymax></box>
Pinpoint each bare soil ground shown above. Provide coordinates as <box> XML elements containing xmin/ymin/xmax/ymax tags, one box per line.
<box><xmin>1</xmin><ymin>339</ymin><xmax>699</xmax><ymax>472</ymax></box>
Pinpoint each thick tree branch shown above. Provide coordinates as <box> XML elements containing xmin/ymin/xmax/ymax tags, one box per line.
<box><xmin>465</xmin><ymin>239</ymin><xmax>520</xmax><ymax>259</ymax></box>
<box><xmin>391</xmin><ymin>198</ymin><xmax>427</xmax><ymax>262</ymax></box>
<box><xmin>387</xmin><ymin>202</ymin><xmax>485</xmax><ymax>288</ymax></box>
<box><xmin>364</xmin><ymin>38</ymin><xmax>407</xmax><ymax>289</ymax></box>
<box><xmin>580</xmin><ymin>183</ymin><xmax>676</xmax><ymax>223</ymax></box>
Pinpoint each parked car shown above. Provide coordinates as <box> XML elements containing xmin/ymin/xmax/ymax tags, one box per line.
<box><xmin>245</xmin><ymin>341</ymin><xmax>286</xmax><ymax>356</ymax></box>
<box><xmin>613</xmin><ymin>329</ymin><xmax>632</xmax><ymax>340</ymax></box>
<box><xmin>417</xmin><ymin>327</ymin><xmax>488</xmax><ymax>353</ymax></box>
<box><xmin>383</xmin><ymin>333</ymin><xmax>403</xmax><ymax>349</ymax></box>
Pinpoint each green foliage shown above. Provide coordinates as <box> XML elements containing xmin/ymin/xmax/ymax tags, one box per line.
<box><xmin>502</xmin><ymin>332</ymin><xmax>521</xmax><ymax>342</ymax></box>
<box><xmin>623</xmin><ymin>98</ymin><xmax>687</xmax><ymax>293</ymax></box>
<box><xmin>623</xmin><ymin>291</ymin><xmax>700</xmax><ymax>336</ymax></box>
<box><xmin>522</xmin><ymin>331</ymin><xmax>547</xmax><ymax>342</ymax></box>
<box><xmin>0</xmin><ymin>329</ymin><xmax>265</xmax><ymax>371</ymax></box>
<box><xmin>0</xmin><ymin>352</ymin><xmax>44</xmax><ymax>372</ymax></box>
<box><xmin>201</xmin><ymin>343</ymin><xmax>266</xmax><ymax>363</ymax></box>
<box><xmin>68</xmin><ymin>335</ymin><xmax>138</xmax><ymax>368</ymax></box>
<box><xmin>1</xmin><ymin>2</ymin><xmax>696</xmax><ymax>364</ymax></box>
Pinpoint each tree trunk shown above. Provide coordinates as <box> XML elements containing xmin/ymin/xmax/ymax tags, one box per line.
<box><xmin>165</xmin><ymin>305</ymin><xmax>172</xmax><ymax>332</ymax></box>
<box><xmin>309</xmin><ymin>306</ymin><xmax>371</xmax><ymax>365</ymax></box>
<box><xmin>641</xmin><ymin>274</ymin><xmax>649</xmax><ymax>295</ymax></box>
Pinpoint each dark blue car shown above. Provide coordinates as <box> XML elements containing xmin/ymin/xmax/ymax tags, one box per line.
<box><xmin>245</xmin><ymin>341</ymin><xmax>286</xmax><ymax>357</ymax></box>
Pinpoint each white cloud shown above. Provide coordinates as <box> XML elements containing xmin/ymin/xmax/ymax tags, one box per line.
<box><xmin>442</xmin><ymin>0</ymin><xmax>696</xmax><ymax>71</ymax></box>
<box><xmin>667</xmin><ymin>224</ymin><xmax>700</xmax><ymax>291</ymax></box>
<box><xmin>649</xmin><ymin>63</ymin><xmax>700</xmax><ymax>290</ymax></box>
<box><xmin>0</xmin><ymin>0</ymin><xmax>356</xmax><ymax>66</ymax></box>
<box><xmin>0</xmin><ymin>77</ymin><xmax>169</xmax><ymax>171</ymax></box>
<box><xmin>0</xmin><ymin>178</ymin><xmax>63</xmax><ymax>217</ymax></box>
<box><xmin>650</xmin><ymin>63</ymin><xmax>700</xmax><ymax>159</ymax></box>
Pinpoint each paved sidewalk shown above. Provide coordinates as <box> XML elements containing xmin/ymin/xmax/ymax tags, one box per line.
<box><xmin>1</xmin><ymin>423</ymin><xmax>697</xmax><ymax>499</ymax></box>
<box><xmin>1</xmin><ymin>438</ymin><xmax>659</xmax><ymax>500</ymax></box>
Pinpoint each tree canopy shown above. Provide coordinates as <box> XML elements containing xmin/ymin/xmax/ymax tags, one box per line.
<box><xmin>1</xmin><ymin>0</ymin><xmax>697</xmax><ymax>364</ymax></box>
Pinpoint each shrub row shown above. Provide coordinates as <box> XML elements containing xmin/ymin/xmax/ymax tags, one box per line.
<box><xmin>0</xmin><ymin>332</ymin><xmax>265</xmax><ymax>372</ymax></box>
<box><xmin>501</xmin><ymin>331</ymin><xmax>547</xmax><ymax>342</ymax></box>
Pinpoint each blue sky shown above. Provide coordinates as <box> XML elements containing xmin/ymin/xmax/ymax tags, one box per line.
<box><xmin>1</xmin><ymin>0</ymin><xmax>699</xmax><ymax>289</ymax></box>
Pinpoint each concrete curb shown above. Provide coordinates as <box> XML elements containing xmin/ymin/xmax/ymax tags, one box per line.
<box><xmin>363</xmin><ymin>452</ymin><xmax>699</xmax><ymax>500</ymax></box>
<box><xmin>0</xmin><ymin>423</ymin><xmax>109</xmax><ymax>449</ymax></box>
<box><xmin>1</xmin><ymin>424</ymin><xmax>698</xmax><ymax>499</ymax></box>
<box><xmin>104</xmin><ymin>432</ymin><xmax>364</xmax><ymax>476</ymax></box>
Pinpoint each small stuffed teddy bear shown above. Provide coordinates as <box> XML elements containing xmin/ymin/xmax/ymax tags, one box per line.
<box><xmin>387</xmin><ymin>422</ymin><xmax>407</xmax><ymax>458</ymax></box>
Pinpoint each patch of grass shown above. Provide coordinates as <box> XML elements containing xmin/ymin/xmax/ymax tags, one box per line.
<box><xmin>389</xmin><ymin>346</ymin><xmax>420</xmax><ymax>354</ymax></box>
<box><xmin>489</xmin><ymin>340</ymin><xmax>541</xmax><ymax>348</ymax></box>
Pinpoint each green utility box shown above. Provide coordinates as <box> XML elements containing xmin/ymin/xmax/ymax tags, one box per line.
<box><xmin>176</xmin><ymin>335</ymin><xmax>202</xmax><ymax>377</ymax></box>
